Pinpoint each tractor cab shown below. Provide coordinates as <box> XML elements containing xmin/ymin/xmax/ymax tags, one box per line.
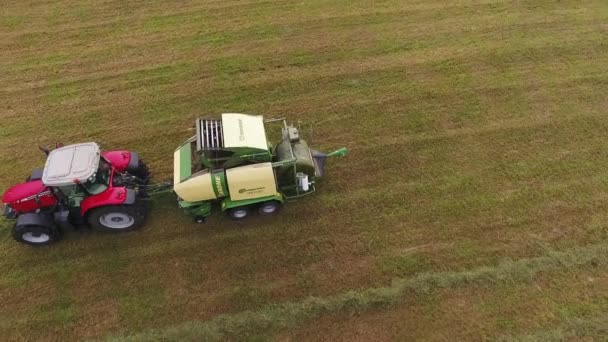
<box><xmin>42</xmin><ymin>142</ymin><xmax>110</xmax><ymax>197</ymax></box>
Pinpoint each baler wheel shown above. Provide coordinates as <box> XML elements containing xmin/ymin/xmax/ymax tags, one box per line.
<box><xmin>228</xmin><ymin>207</ymin><xmax>250</xmax><ymax>221</ymax></box>
<box><xmin>258</xmin><ymin>201</ymin><xmax>281</xmax><ymax>216</ymax></box>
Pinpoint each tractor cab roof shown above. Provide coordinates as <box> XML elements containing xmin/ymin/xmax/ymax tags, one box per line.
<box><xmin>42</xmin><ymin>142</ymin><xmax>101</xmax><ymax>187</ymax></box>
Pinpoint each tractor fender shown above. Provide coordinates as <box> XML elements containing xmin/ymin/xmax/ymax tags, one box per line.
<box><xmin>16</xmin><ymin>212</ymin><xmax>54</xmax><ymax>229</ymax></box>
<box><xmin>80</xmin><ymin>187</ymin><xmax>137</xmax><ymax>216</ymax></box>
<box><xmin>101</xmin><ymin>151</ymin><xmax>132</xmax><ymax>172</ymax></box>
<box><xmin>127</xmin><ymin>152</ymin><xmax>140</xmax><ymax>172</ymax></box>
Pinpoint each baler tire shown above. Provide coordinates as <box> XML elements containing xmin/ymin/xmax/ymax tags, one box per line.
<box><xmin>88</xmin><ymin>205</ymin><xmax>145</xmax><ymax>232</ymax></box>
<box><xmin>228</xmin><ymin>207</ymin><xmax>250</xmax><ymax>221</ymax></box>
<box><xmin>258</xmin><ymin>201</ymin><xmax>281</xmax><ymax>216</ymax></box>
<box><xmin>12</xmin><ymin>224</ymin><xmax>59</xmax><ymax>246</ymax></box>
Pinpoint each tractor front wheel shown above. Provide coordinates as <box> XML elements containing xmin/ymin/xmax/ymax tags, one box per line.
<box><xmin>12</xmin><ymin>224</ymin><xmax>60</xmax><ymax>246</ymax></box>
<box><xmin>88</xmin><ymin>205</ymin><xmax>145</xmax><ymax>232</ymax></box>
<box><xmin>228</xmin><ymin>207</ymin><xmax>250</xmax><ymax>221</ymax></box>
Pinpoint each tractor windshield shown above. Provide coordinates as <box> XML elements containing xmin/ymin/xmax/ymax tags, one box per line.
<box><xmin>97</xmin><ymin>159</ymin><xmax>111</xmax><ymax>185</ymax></box>
<box><xmin>82</xmin><ymin>160</ymin><xmax>111</xmax><ymax>195</ymax></box>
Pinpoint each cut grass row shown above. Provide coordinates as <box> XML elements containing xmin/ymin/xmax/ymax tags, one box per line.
<box><xmin>110</xmin><ymin>242</ymin><xmax>608</xmax><ymax>341</ymax></box>
<box><xmin>281</xmin><ymin>263</ymin><xmax>608</xmax><ymax>340</ymax></box>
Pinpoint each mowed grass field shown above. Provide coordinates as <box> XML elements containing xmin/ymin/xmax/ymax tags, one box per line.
<box><xmin>1</xmin><ymin>0</ymin><xmax>607</xmax><ymax>340</ymax></box>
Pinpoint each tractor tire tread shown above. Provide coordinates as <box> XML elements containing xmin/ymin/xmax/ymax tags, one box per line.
<box><xmin>12</xmin><ymin>224</ymin><xmax>60</xmax><ymax>246</ymax></box>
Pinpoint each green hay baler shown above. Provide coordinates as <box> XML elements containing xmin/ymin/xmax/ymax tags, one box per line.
<box><xmin>172</xmin><ymin>113</ymin><xmax>347</xmax><ymax>222</ymax></box>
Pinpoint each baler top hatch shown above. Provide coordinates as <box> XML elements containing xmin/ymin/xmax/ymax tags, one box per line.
<box><xmin>42</xmin><ymin>142</ymin><xmax>101</xmax><ymax>186</ymax></box>
<box><xmin>220</xmin><ymin>113</ymin><xmax>268</xmax><ymax>151</ymax></box>
<box><xmin>196</xmin><ymin>113</ymin><xmax>268</xmax><ymax>152</ymax></box>
<box><xmin>195</xmin><ymin>118</ymin><xmax>224</xmax><ymax>151</ymax></box>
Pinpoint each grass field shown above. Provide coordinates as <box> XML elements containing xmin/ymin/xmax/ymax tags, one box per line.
<box><xmin>1</xmin><ymin>0</ymin><xmax>607</xmax><ymax>340</ymax></box>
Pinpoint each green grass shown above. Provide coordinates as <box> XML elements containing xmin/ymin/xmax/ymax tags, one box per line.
<box><xmin>0</xmin><ymin>15</ymin><xmax>24</xmax><ymax>29</ymax></box>
<box><xmin>0</xmin><ymin>0</ymin><xmax>607</xmax><ymax>340</ymax></box>
<box><xmin>377</xmin><ymin>253</ymin><xmax>432</xmax><ymax>277</ymax></box>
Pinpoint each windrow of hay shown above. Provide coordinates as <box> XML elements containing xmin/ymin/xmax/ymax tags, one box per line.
<box><xmin>110</xmin><ymin>243</ymin><xmax>608</xmax><ymax>341</ymax></box>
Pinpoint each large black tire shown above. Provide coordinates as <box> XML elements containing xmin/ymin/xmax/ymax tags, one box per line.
<box><xmin>131</xmin><ymin>159</ymin><xmax>151</xmax><ymax>184</ymax></box>
<box><xmin>88</xmin><ymin>205</ymin><xmax>145</xmax><ymax>232</ymax></box>
<box><xmin>228</xmin><ymin>207</ymin><xmax>250</xmax><ymax>221</ymax></box>
<box><xmin>12</xmin><ymin>224</ymin><xmax>60</xmax><ymax>246</ymax></box>
<box><xmin>258</xmin><ymin>201</ymin><xmax>281</xmax><ymax>216</ymax></box>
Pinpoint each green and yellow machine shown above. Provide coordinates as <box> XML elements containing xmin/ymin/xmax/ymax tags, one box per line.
<box><xmin>173</xmin><ymin>113</ymin><xmax>347</xmax><ymax>222</ymax></box>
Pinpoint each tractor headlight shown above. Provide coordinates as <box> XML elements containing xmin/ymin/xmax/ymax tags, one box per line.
<box><xmin>3</xmin><ymin>203</ymin><xmax>16</xmax><ymax>219</ymax></box>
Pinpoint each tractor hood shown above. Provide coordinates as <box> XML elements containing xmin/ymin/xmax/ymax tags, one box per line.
<box><xmin>2</xmin><ymin>180</ymin><xmax>47</xmax><ymax>204</ymax></box>
<box><xmin>221</xmin><ymin>113</ymin><xmax>268</xmax><ymax>151</ymax></box>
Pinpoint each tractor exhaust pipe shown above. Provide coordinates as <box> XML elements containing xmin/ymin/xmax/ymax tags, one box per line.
<box><xmin>38</xmin><ymin>146</ymin><xmax>50</xmax><ymax>156</ymax></box>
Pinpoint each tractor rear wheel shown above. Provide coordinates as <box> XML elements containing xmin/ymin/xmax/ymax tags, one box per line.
<box><xmin>88</xmin><ymin>205</ymin><xmax>145</xmax><ymax>232</ymax></box>
<box><xmin>12</xmin><ymin>224</ymin><xmax>60</xmax><ymax>246</ymax></box>
<box><xmin>228</xmin><ymin>207</ymin><xmax>250</xmax><ymax>220</ymax></box>
<box><xmin>258</xmin><ymin>201</ymin><xmax>281</xmax><ymax>216</ymax></box>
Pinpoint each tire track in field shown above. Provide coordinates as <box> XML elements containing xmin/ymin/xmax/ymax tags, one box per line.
<box><xmin>108</xmin><ymin>242</ymin><xmax>608</xmax><ymax>341</ymax></box>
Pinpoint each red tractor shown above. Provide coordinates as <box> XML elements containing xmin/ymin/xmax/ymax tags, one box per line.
<box><xmin>1</xmin><ymin>143</ymin><xmax>150</xmax><ymax>246</ymax></box>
